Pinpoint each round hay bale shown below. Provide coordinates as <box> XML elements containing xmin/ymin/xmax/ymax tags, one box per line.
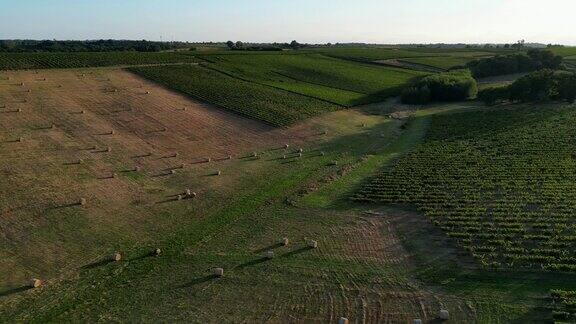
<box><xmin>281</xmin><ymin>237</ymin><xmax>289</xmax><ymax>246</ymax></box>
<box><xmin>154</xmin><ymin>248</ymin><xmax>162</xmax><ymax>256</ymax></box>
<box><xmin>206</xmin><ymin>157</ymin><xmax>212</xmax><ymax>163</ymax></box>
<box><xmin>216</xmin><ymin>170</ymin><xmax>222</xmax><ymax>176</ymax></box>
<box><xmin>79</xmin><ymin>198</ymin><xmax>87</xmax><ymax>206</ymax></box>
<box><xmin>17</xmin><ymin>137</ymin><xmax>23</xmax><ymax>142</ymax></box>
<box><xmin>19</xmin><ymin>82</ymin><xmax>24</xmax><ymax>86</ymax></box>
<box><xmin>112</xmin><ymin>252</ymin><xmax>122</xmax><ymax>261</ymax></box>
<box><xmin>170</xmin><ymin>170</ymin><xmax>176</xmax><ymax>175</ymax></box>
<box><xmin>30</xmin><ymin>278</ymin><xmax>43</xmax><ymax>288</ymax></box>
<box><xmin>134</xmin><ymin>166</ymin><xmax>141</xmax><ymax>172</ymax></box>
<box><xmin>298</xmin><ymin>148</ymin><xmax>303</xmax><ymax>153</ymax></box>
<box><xmin>106</xmin><ymin>147</ymin><xmax>112</xmax><ymax>153</ymax></box>
<box><xmin>320</xmin><ymin>151</ymin><xmax>325</xmax><ymax>156</ymax></box>
<box><xmin>80</xmin><ymin>110</ymin><xmax>86</xmax><ymax>114</ymax></box>
<box><xmin>27</xmin><ymin>89</ymin><xmax>31</xmax><ymax>93</ymax></box>
<box><xmin>439</xmin><ymin>309</ymin><xmax>449</xmax><ymax>320</ymax></box>
<box><xmin>330</xmin><ymin>161</ymin><xmax>338</xmax><ymax>166</ymax></box>
<box><xmin>308</xmin><ymin>240</ymin><xmax>318</xmax><ymax>249</ymax></box>
<box><xmin>177</xmin><ymin>194</ymin><xmax>183</xmax><ymax>201</ymax></box>
<box><xmin>145</xmin><ymin>91</ymin><xmax>150</xmax><ymax>94</ymax></box>
<box><xmin>338</xmin><ymin>317</ymin><xmax>349</xmax><ymax>324</ymax></box>
<box><xmin>77</xmin><ymin>159</ymin><xmax>84</xmax><ymax>164</ymax></box>
<box><xmin>297</xmin><ymin>153</ymin><xmax>302</xmax><ymax>158</ymax></box>
<box><xmin>284</xmin><ymin>144</ymin><xmax>290</xmax><ymax>149</ymax></box>
<box><xmin>16</xmin><ymin>108</ymin><xmax>22</xmax><ymax>112</ymax></box>
<box><xmin>252</xmin><ymin>152</ymin><xmax>258</xmax><ymax>157</ymax></box>
<box><xmin>227</xmin><ymin>155</ymin><xmax>232</xmax><ymax>160</ymax></box>
<box><xmin>264</xmin><ymin>251</ymin><xmax>274</xmax><ymax>259</ymax></box>
<box><xmin>282</xmin><ymin>155</ymin><xmax>287</xmax><ymax>159</ymax></box>
<box><xmin>213</xmin><ymin>267</ymin><xmax>224</xmax><ymax>277</ymax></box>
<box><xmin>109</xmin><ymin>130</ymin><xmax>115</xmax><ymax>135</ymax></box>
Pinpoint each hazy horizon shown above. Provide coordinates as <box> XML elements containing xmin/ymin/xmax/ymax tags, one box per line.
<box><xmin>1</xmin><ymin>0</ymin><xmax>575</xmax><ymax>45</ymax></box>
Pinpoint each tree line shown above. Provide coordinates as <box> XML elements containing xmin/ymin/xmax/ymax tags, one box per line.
<box><xmin>464</xmin><ymin>49</ymin><xmax>563</xmax><ymax>78</ymax></box>
<box><xmin>0</xmin><ymin>40</ymin><xmax>192</xmax><ymax>52</ymax></box>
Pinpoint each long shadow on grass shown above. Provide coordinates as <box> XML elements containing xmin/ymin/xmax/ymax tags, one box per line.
<box><xmin>253</xmin><ymin>242</ymin><xmax>283</xmax><ymax>254</ymax></box>
<box><xmin>80</xmin><ymin>258</ymin><xmax>115</xmax><ymax>270</ymax></box>
<box><xmin>235</xmin><ymin>257</ymin><xmax>269</xmax><ymax>270</ymax></box>
<box><xmin>0</xmin><ymin>286</ymin><xmax>32</xmax><ymax>298</ymax></box>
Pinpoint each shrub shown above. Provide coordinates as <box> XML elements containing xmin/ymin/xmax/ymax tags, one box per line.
<box><xmin>401</xmin><ymin>70</ymin><xmax>477</xmax><ymax>104</ymax></box>
<box><xmin>477</xmin><ymin>69</ymin><xmax>576</xmax><ymax>105</ymax></box>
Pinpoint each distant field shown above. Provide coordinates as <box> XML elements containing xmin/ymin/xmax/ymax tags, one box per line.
<box><xmin>0</xmin><ymin>52</ymin><xmax>199</xmax><ymax>70</ymax></box>
<box><xmin>130</xmin><ymin>64</ymin><xmax>340</xmax><ymax>126</ymax></box>
<box><xmin>399</xmin><ymin>56</ymin><xmax>482</xmax><ymax>70</ymax></box>
<box><xmin>357</xmin><ymin>103</ymin><xmax>576</xmax><ymax>272</ymax></box>
<box><xmin>200</xmin><ymin>53</ymin><xmax>426</xmax><ymax>106</ymax></box>
<box><xmin>550</xmin><ymin>47</ymin><xmax>576</xmax><ymax>57</ymax></box>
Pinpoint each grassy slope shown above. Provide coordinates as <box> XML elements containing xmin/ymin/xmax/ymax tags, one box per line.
<box><xmin>200</xmin><ymin>53</ymin><xmax>426</xmax><ymax>106</ymax></box>
<box><xmin>0</xmin><ymin>52</ymin><xmax>199</xmax><ymax>70</ymax></box>
<box><xmin>129</xmin><ymin>64</ymin><xmax>340</xmax><ymax>126</ymax></box>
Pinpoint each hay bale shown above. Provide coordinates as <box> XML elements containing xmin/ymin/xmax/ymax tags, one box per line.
<box><xmin>308</xmin><ymin>240</ymin><xmax>318</xmax><ymax>249</ymax></box>
<box><xmin>206</xmin><ymin>157</ymin><xmax>212</xmax><ymax>163</ymax></box>
<box><xmin>213</xmin><ymin>267</ymin><xmax>224</xmax><ymax>277</ymax></box>
<box><xmin>338</xmin><ymin>317</ymin><xmax>349</xmax><ymax>324</ymax></box>
<box><xmin>227</xmin><ymin>155</ymin><xmax>232</xmax><ymax>160</ymax></box>
<box><xmin>264</xmin><ymin>251</ymin><xmax>274</xmax><ymax>259</ymax></box>
<box><xmin>170</xmin><ymin>170</ymin><xmax>176</xmax><ymax>175</ymax></box>
<box><xmin>282</xmin><ymin>155</ymin><xmax>287</xmax><ymax>159</ymax></box>
<box><xmin>77</xmin><ymin>159</ymin><xmax>84</xmax><ymax>165</ymax></box>
<box><xmin>284</xmin><ymin>144</ymin><xmax>290</xmax><ymax>149</ymax></box>
<box><xmin>298</xmin><ymin>148</ymin><xmax>303</xmax><ymax>153</ymax></box>
<box><xmin>177</xmin><ymin>194</ymin><xmax>183</xmax><ymax>201</ymax></box>
<box><xmin>19</xmin><ymin>82</ymin><xmax>24</xmax><ymax>86</ymax></box>
<box><xmin>145</xmin><ymin>91</ymin><xmax>150</xmax><ymax>94</ymax></box>
<box><xmin>297</xmin><ymin>153</ymin><xmax>302</xmax><ymax>158</ymax></box>
<box><xmin>320</xmin><ymin>151</ymin><xmax>325</xmax><ymax>156</ymax></box>
<box><xmin>185</xmin><ymin>189</ymin><xmax>197</xmax><ymax>198</ymax></box>
<box><xmin>27</xmin><ymin>89</ymin><xmax>31</xmax><ymax>93</ymax></box>
<box><xmin>109</xmin><ymin>130</ymin><xmax>115</xmax><ymax>135</ymax></box>
<box><xmin>17</xmin><ymin>137</ymin><xmax>23</xmax><ymax>142</ymax></box>
<box><xmin>134</xmin><ymin>166</ymin><xmax>141</xmax><ymax>172</ymax></box>
<box><xmin>330</xmin><ymin>161</ymin><xmax>338</xmax><ymax>166</ymax></box>
<box><xmin>30</xmin><ymin>278</ymin><xmax>43</xmax><ymax>288</ymax></box>
<box><xmin>281</xmin><ymin>238</ymin><xmax>289</xmax><ymax>246</ymax></box>
<box><xmin>111</xmin><ymin>172</ymin><xmax>118</xmax><ymax>179</ymax></box>
<box><xmin>215</xmin><ymin>170</ymin><xmax>222</xmax><ymax>176</ymax></box>
<box><xmin>79</xmin><ymin>198</ymin><xmax>87</xmax><ymax>206</ymax></box>
<box><xmin>439</xmin><ymin>309</ymin><xmax>449</xmax><ymax>320</ymax></box>
<box><xmin>80</xmin><ymin>110</ymin><xmax>86</xmax><ymax>114</ymax></box>
<box><xmin>112</xmin><ymin>252</ymin><xmax>122</xmax><ymax>261</ymax></box>
<box><xmin>58</xmin><ymin>85</ymin><xmax>63</xmax><ymax>88</ymax></box>
<box><xmin>154</xmin><ymin>248</ymin><xmax>162</xmax><ymax>256</ymax></box>
<box><xmin>16</xmin><ymin>108</ymin><xmax>22</xmax><ymax>112</ymax></box>
<box><xmin>106</xmin><ymin>147</ymin><xmax>112</xmax><ymax>152</ymax></box>
<box><xmin>252</xmin><ymin>152</ymin><xmax>258</xmax><ymax>157</ymax></box>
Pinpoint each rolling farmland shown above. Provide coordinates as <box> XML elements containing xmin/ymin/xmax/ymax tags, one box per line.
<box><xmin>129</xmin><ymin>64</ymin><xmax>340</xmax><ymax>126</ymax></box>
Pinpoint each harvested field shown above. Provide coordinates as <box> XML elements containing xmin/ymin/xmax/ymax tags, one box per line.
<box><xmin>0</xmin><ymin>67</ymin><xmax>353</xmax><ymax>290</ymax></box>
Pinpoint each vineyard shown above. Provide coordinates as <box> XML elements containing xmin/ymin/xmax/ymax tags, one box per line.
<box><xmin>200</xmin><ymin>53</ymin><xmax>426</xmax><ymax>106</ymax></box>
<box><xmin>356</xmin><ymin>103</ymin><xmax>576</xmax><ymax>272</ymax></box>
<box><xmin>129</xmin><ymin>64</ymin><xmax>340</xmax><ymax>126</ymax></box>
<box><xmin>0</xmin><ymin>52</ymin><xmax>199</xmax><ymax>70</ymax></box>
<box><xmin>550</xmin><ymin>289</ymin><xmax>576</xmax><ymax>322</ymax></box>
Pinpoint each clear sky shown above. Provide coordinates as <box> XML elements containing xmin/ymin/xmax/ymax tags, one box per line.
<box><xmin>1</xmin><ymin>0</ymin><xmax>574</xmax><ymax>45</ymax></box>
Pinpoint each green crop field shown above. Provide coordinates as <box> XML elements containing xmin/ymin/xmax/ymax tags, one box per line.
<box><xmin>129</xmin><ymin>64</ymin><xmax>340</xmax><ymax>126</ymax></box>
<box><xmin>0</xmin><ymin>52</ymin><xmax>199</xmax><ymax>70</ymax></box>
<box><xmin>200</xmin><ymin>53</ymin><xmax>427</xmax><ymax>106</ymax></box>
<box><xmin>356</xmin><ymin>103</ymin><xmax>576</xmax><ymax>272</ymax></box>
<box><xmin>400</xmin><ymin>56</ymin><xmax>481</xmax><ymax>70</ymax></box>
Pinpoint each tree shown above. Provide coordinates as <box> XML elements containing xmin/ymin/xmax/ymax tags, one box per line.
<box><xmin>290</xmin><ymin>40</ymin><xmax>300</xmax><ymax>50</ymax></box>
<box><xmin>235</xmin><ymin>41</ymin><xmax>244</xmax><ymax>49</ymax></box>
<box><xmin>226</xmin><ymin>41</ymin><xmax>235</xmax><ymax>49</ymax></box>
